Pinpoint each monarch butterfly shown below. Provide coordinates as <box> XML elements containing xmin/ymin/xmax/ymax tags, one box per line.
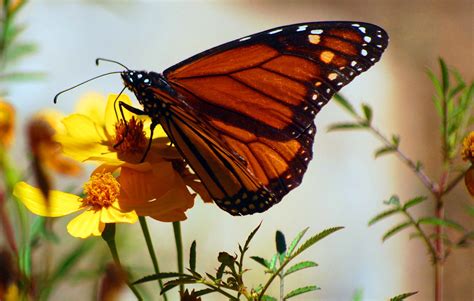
<box><xmin>57</xmin><ymin>21</ymin><xmax>388</xmax><ymax>216</ymax></box>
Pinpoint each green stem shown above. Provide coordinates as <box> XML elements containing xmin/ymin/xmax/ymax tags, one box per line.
<box><xmin>401</xmin><ymin>209</ymin><xmax>437</xmax><ymax>262</ymax></box>
<box><xmin>443</xmin><ymin>167</ymin><xmax>469</xmax><ymax>195</ymax></box>
<box><xmin>258</xmin><ymin>258</ymin><xmax>292</xmax><ymax>300</ymax></box>
<box><xmin>138</xmin><ymin>216</ymin><xmax>167</xmax><ymax>301</ymax></box>
<box><xmin>200</xmin><ymin>280</ymin><xmax>239</xmax><ymax>300</ymax></box>
<box><xmin>279</xmin><ymin>272</ymin><xmax>284</xmax><ymax>301</ymax></box>
<box><xmin>365</xmin><ymin>122</ymin><xmax>437</xmax><ymax>193</ymax></box>
<box><xmin>172</xmin><ymin>221</ymin><xmax>184</xmax><ymax>293</ymax></box>
<box><xmin>102</xmin><ymin>224</ymin><xmax>143</xmax><ymax>300</ymax></box>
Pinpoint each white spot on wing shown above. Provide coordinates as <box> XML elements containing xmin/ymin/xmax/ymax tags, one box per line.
<box><xmin>269</xmin><ymin>29</ymin><xmax>283</xmax><ymax>34</ymax></box>
<box><xmin>352</xmin><ymin>23</ymin><xmax>360</xmax><ymax>27</ymax></box>
<box><xmin>364</xmin><ymin>36</ymin><xmax>372</xmax><ymax>43</ymax></box>
<box><xmin>311</xmin><ymin>29</ymin><xmax>323</xmax><ymax>34</ymax></box>
<box><xmin>361</xmin><ymin>49</ymin><xmax>368</xmax><ymax>56</ymax></box>
<box><xmin>297</xmin><ymin>25</ymin><xmax>308</xmax><ymax>32</ymax></box>
<box><xmin>359</xmin><ymin>26</ymin><xmax>366</xmax><ymax>33</ymax></box>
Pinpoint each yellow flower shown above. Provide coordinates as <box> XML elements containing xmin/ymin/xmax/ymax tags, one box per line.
<box><xmin>0</xmin><ymin>100</ymin><xmax>15</xmax><ymax>148</ymax></box>
<box><xmin>118</xmin><ymin>162</ymin><xmax>195</xmax><ymax>222</ymax></box>
<box><xmin>27</xmin><ymin>110</ymin><xmax>82</xmax><ymax>176</ymax></box>
<box><xmin>13</xmin><ymin>172</ymin><xmax>137</xmax><ymax>238</ymax></box>
<box><xmin>56</xmin><ymin>93</ymin><xmax>179</xmax><ymax>168</ymax></box>
<box><xmin>461</xmin><ymin>131</ymin><xmax>474</xmax><ymax>162</ymax></box>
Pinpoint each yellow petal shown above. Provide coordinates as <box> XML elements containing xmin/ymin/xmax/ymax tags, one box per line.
<box><xmin>67</xmin><ymin>210</ymin><xmax>104</xmax><ymax>238</ymax></box>
<box><xmin>56</xmin><ymin>134</ymin><xmax>111</xmax><ymax>163</ymax></box>
<box><xmin>100</xmin><ymin>203</ymin><xmax>138</xmax><ymax>224</ymax></box>
<box><xmin>62</xmin><ymin>114</ymin><xmax>107</xmax><ymax>142</ymax></box>
<box><xmin>75</xmin><ymin>92</ymin><xmax>107</xmax><ymax>122</ymax></box>
<box><xmin>104</xmin><ymin>94</ymin><xmax>134</xmax><ymax>136</ymax></box>
<box><xmin>13</xmin><ymin>182</ymin><xmax>83</xmax><ymax>217</ymax></box>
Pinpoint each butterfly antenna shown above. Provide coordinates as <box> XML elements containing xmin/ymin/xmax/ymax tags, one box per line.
<box><xmin>53</xmin><ymin>71</ymin><xmax>122</xmax><ymax>104</ymax></box>
<box><xmin>95</xmin><ymin>58</ymin><xmax>130</xmax><ymax>70</ymax></box>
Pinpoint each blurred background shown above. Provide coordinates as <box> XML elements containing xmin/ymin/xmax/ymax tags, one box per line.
<box><xmin>2</xmin><ymin>0</ymin><xmax>473</xmax><ymax>300</ymax></box>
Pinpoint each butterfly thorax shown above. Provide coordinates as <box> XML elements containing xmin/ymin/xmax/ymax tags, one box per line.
<box><xmin>121</xmin><ymin>70</ymin><xmax>176</xmax><ymax>118</ymax></box>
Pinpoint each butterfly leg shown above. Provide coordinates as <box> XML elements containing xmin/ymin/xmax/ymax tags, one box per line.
<box><xmin>140</xmin><ymin>120</ymin><xmax>159</xmax><ymax>163</ymax></box>
<box><xmin>114</xmin><ymin>101</ymin><xmax>147</xmax><ymax>148</ymax></box>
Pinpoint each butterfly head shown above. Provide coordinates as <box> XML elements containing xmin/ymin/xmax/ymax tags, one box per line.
<box><xmin>121</xmin><ymin>71</ymin><xmax>150</xmax><ymax>94</ymax></box>
<box><xmin>121</xmin><ymin>71</ymin><xmax>176</xmax><ymax>105</ymax></box>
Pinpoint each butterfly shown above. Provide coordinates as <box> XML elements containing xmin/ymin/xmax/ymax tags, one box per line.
<box><xmin>61</xmin><ymin>21</ymin><xmax>388</xmax><ymax>216</ymax></box>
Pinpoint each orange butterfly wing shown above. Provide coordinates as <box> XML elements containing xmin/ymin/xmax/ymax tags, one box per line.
<box><xmin>157</xmin><ymin>22</ymin><xmax>388</xmax><ymax>214</ymax></box>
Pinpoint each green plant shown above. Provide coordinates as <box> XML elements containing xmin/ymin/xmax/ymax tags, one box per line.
<box><xmin>134</xmin><ymin>224</ymin><xmax>343</xmax><ymax>300</ymax></box>
<box><xmin>329</xmin><ymin>58</ymin><xmax>473</xmax><ymax>301</ymax></box>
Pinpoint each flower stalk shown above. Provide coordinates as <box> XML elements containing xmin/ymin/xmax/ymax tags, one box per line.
<box><xmin>101</xmin><ymin>223</ymin><xmax>143</xmax><ymax>300</ymax></box>
<box><xmin>138</xmin><ymin>216</ymin><xmax>167</xmax><ymax>301</ymax></box>
<box><xmin>173</xmin><ymin>221</ymin><xmax>184</xmax><ymax>293</ymax></box>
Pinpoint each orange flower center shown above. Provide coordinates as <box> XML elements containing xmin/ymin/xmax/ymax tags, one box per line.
<box><xmin>114</xmin><ymin>117</ymin><xmax>147</xmax><ymax>154</ymax></box>
<box><xmin>0</xmin><ymin>101</ymin><xmax>15</xmax><ymax>147</ymax></box>
<box><xmin>461</xmin><ymin>131</ymin><xmax>474</xmax><ymax>162</ymax></box>
<box><xmin>82</xmin><ymin>172</ymin><xmax>120</xmax><ymax>210</ymax></box>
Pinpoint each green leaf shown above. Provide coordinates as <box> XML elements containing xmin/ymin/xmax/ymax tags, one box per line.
<box><xmin>292</xmin><ymin>227</ymin><xmax>344</xmax><ymax>258</ymax></box>
<box><xmin>368</xmin><ymin>208</ymin><xmax>401</xmax><ymax>226</ymax></box>
<box><xmin>374</xmin><ymin>146</ymin><xmax>397</xmax><ymax>158</ymax></box>
<box><xmin>194</xmin><ymin>288</ymin><xmax>215</xmax><ymax>297</ymax></box>
<box><xmin>439</xmin><ymin>58</ymin><xmax>450</xmax><ymax>96</ymax></box>
<box><xmin>457</xmin><ymin>231</ymin><xmax>474</xmax><ymax>247</ymax></box>
<box><xmin>327</xmin><ymin>122</ymin><xmax>366</xmax><ymax>132</ymax></box>
<box><xmin>426</xmin><ymin>69</ymin><xmax>442</xmax><ymax>97</ymax></box>
<box><xmin>133</xmin><ymin>272</ymin><xmax>191</xmax><ymax>284</ymax></box>
<box><xmin>284</xmin><ymin>261</ymin><xmax>318</xmax><ymax>277</ymax></box>
<box><xmin>361</xmin><ymin>103</ymin><xmax>373</xmax><ymax>124</ymax></box>
<box><xmin>0</xmin><ymin>71</ymin><xmax>46</xmax><ymax>82</ymax></box>
<box><xmin>333</xmin><ymin>93</ymin><xmax>357</xmax><ymax>116</ymax></box>
<box><xmin>286</xmin><ymin>227</ymin><xmax>308</xmax><ymax>258</ymax></box>
<box><xmin>417</xmin><ymin>217</ymin><xmax>464</xmax><ymax>231</ymax></box>
<box><xmin>403</xmin><ymin>196</ymin><xmax>427</xmax><ymax>210</ymax></box>
<box><xmin>189</xmin><ymin>240</ymin><xmax>196</xmax><ymax>271</ymax></box>
<box><xmin>161</xmin><ymin>278</ymin><xmax>196</xmax><ymax>295</ymax></box>
<box><xmin>448</xmin><ymin>82</ymin><xmax>466</xmax><ymax>99</ymax></box>
<box><xmin>269</xmin><ymin>254</ymin><xmax>278</xmax><ymax>271</ymax></box>
<box><xmin>261</xmin><ymin>295</ymin><xmax>277</xmax><ymax>301</ymax></box>
<box><xmin>415</xmin><ymin>161</ymin><xmax>423</xmax><ymax>171</ymax></box>
<box><xmin>390</xmin><ymin>291</ymin><xmax>418</xmax><ymax>301</ymax></box>
<box><xmin>250</xmin><ymin>256</ymin><xmax>271</xmax><ymax>269</ymax></box>
<box><xmin>382</xmin><ymin>221</ymin><xmax>412</xmax><ymax>242</ymax></box>
<box><xmin>284</xmin><ymin>285</ymin><xmax>320</xmax><ymax>299</ymax></box>
<box><xmin>242</xmin><ymin>222</ymin><xmax>262</xmax><ymax>253</ymax></box>
<box><xmin>391</xmin><ymin>135</ymin><xmax>400</xmax><ymax>146</ymax></box>
<box><xmin>383</xmin><ymin>195</ymin><xmax>401</xmax><ymax>207</ymax></box>
<box><xmin>6</xmin><ymin>42</ymin><xmax>37</xmax><ymax>63</ymax></box>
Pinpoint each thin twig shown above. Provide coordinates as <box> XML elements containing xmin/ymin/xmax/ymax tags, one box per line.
<box><xmin>401</xmin><ymin>209</ymin><xmax>437</xmax><ymax>262</ymax></box>
<box><xmin>200</xmin><ymin>280</ymin><xmax>239</xmax><ymax>300</ymax></box>
<box><xmin>443</xmin><ymin>168</ymin><xmax>469</xmax><ymax>195</ymax></box>
<box><xmin>366</xmin><ymin>122</ymin><xmax>438</xmax><ymax>193</ymax></box>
